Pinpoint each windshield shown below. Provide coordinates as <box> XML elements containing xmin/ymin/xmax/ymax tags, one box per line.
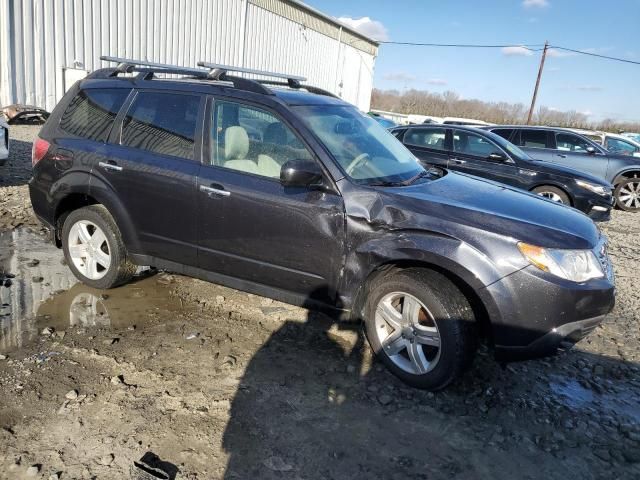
<box><xmin>294</xmin><ymin>105</ymin><xmax>424</xmax><ymax>185</ymax></box>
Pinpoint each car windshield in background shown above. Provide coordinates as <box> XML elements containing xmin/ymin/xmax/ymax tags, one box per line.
<box><xmin>294</xmin><ymin>105</ymin><xmax>424</xmax><ymax>185</ymax></box>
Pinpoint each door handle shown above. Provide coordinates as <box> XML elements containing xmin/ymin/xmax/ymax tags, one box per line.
<box><xmin>98</xmin><ymin>161</ymin><xmax>123</xmax><ymax>172</ymax></box>
<box><xmin>200</xmin><ymin>185</ymin><xmax>231</xmax><ymax>197</ymax></box>
<box><xmin>451</xmin><ymin>158</ymin><xmax>466</xmax><ymax>164</ymax></box>
<box><xmin>557</xmin><ymin>154</ymin><xmax>567</xmax><ymax>158</ymax></box>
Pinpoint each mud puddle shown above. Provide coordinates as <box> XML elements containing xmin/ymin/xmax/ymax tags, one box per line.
<box><xmin>0</xmin><ymin>228</ymin><xmax>182</xmax><ymax>352</ymax></box>
<box><xmin>549</xmin><ymin>375</ymin><xmax>640</xmax><ymax>424</ymax></box>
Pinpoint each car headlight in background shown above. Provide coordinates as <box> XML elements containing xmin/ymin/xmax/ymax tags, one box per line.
<box><xmin>517</xmin><ymin>242</ymin><xmax>604</xmax><ymax>282</ymax></box>
<box><xmin>576</xmin><ymin>180</ymin><xmax>610</xmax><ymax>196</ymax></box>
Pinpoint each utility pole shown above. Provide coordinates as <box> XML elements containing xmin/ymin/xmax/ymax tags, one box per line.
<box><xmin>527</xmin><ymin>41</ymin><xmax>549</xmax><ymax>125</ymax></box>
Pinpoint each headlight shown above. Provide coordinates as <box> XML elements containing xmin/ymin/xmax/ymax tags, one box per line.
<box><xmin>518</xmin><ymin>242</ymin><xmax>604</xmax><ymax>282</ymax></box>
<box><xmin>576</xmin><ymin>179</ymin><xmax>609</xmax><ymax>196</ymax></box>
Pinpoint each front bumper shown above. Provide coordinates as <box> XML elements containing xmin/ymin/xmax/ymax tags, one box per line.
<box><xmin>483</xmin><ymin>262</ymin><xmax>615</xmax><ymax>362</ymax></box>
<box><xmin>574</xmin><ymin>191</ymin><xmax>614</xmax><ymax>222</ymax></box>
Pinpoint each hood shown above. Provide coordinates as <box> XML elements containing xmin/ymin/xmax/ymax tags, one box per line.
<box><xmin>523</xmin><ymin>158</ymin><xmax>611</xmax><ymax>186</ymax></box>
<box><xmin>359</xmin><ymin>171</ymin><xmax>600</xmax><ymax>250</ymax></box>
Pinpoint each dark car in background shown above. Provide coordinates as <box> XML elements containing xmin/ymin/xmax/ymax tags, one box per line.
<box><xmin>29</xmin><ymin>58</ymin><xmax>615</xmax><ymax>390</ymax></box>
<box><xmin>391</xmin><ymin>124</ymin><xmax>613</xmax><ymax>221</ymax></box>
<box><xmin>484</xmin><ymin>126</ymin><xmax>640</xmax><ymax>212</ymax></box>
<box><xmin>0</xmin><ymin>118</ymin><xmax>8</xmax><ymax>166</ymax></box>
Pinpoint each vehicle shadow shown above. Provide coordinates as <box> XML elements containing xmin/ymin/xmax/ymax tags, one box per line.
<box><xmin>0</xmin><ymin>139</ymin><xmax>34</xmax><ymax>187</ymax></box>
<box><xmin>221</xmin><ymin>294</ymin><xmax>640</xmax><ymax>480</ymax></box>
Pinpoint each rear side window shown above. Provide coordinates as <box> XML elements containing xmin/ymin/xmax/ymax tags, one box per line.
<box><xmin>60</xmin><ymin>89</ymin><xmax>129</xmax><ymax>142</ymax></box>
<box><xmin>404</xmin><ymin>128</ymin><xmax>447</xmax><ymax>151</ymax></box>
<box><xmin>520</xmin><ymin>130</ymin><xmax>548</xmax><ymax>148</ymax></box>
<box><xmin>121</xmin><ymin>92</ymin><xmax>201</xmax><ymax>160</ymax></box>
<box><xmin>491</xmin><ymin>129</ymin><xmax>514</xmax><ymax>141</ymax></box>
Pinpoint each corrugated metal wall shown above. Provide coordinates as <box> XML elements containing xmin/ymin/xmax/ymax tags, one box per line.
<box><xmin>0</xmin><ymin>0</ymin><xmax>378</xmax><ymax>112</ymax></box>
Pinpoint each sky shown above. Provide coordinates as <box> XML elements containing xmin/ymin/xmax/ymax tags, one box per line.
<box><xmin>305</xmin><ymin>0</ymin><xmax>640</xmax><ymax>123</ymax></box>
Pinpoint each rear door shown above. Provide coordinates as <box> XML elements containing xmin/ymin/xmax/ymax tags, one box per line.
<box><xmin>552</xmin><ymin>132</ymin><xmax>609</xmax><ymax>178</ymax></box>
<box><xmin>96</xmin><ymin>90</ymin><xmax>204</xmax><ymax>264</ymax></box>
<box><xmin>515</xmin><ymin>128</ymin><xmax>556</xmax><ymax>161</ymax></box>
<box><xmin>449</xmin><ymin>129</ymin><xmax>527</xmax><ymax>188</ymax></box>
<box><xmin>400</xmin><ymin>127</ymin><xmax>450</xmax><ymax>168</ymax></box>
<box><xmin>196</xmin><ymin>97</ymin><xmax>345</xmax><ymax>301</ymax></box>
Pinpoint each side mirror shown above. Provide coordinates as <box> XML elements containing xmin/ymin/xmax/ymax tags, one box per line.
<box><xmin>280</xmin><ymin>159</ymin><xmax>324</xmax><ymax>187</ymax></box>
<box><xmin>586</xmin><ymin>146</ymin><xmax>597</xmax><ymax>154</ymax></box>
<box><xmin>487</xmin><ymin>152</ymin><xmax>508</xmax><ymax>162</ymax></box>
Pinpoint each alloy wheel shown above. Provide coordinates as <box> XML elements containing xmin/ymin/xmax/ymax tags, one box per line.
<box><xmin>617</xmin><ymin>180</ymin><xmax>640</xmax><ymax>209</ymax></box>
<box><xmin>374</xmin><ymin>292</ymin><xmax>441</xmax><ymax>375</ymax></box>
<box><xmin>67</xmin><ymin>220</ymin><xmax>111</xmax><ymax>280</ymax></box>
<box><xmin>537</xmin><ymin>191</ymin><xmax>564</xmax><ymax>203</ymax></box>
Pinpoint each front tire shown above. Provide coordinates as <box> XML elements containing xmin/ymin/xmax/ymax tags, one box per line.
<box><xmin>363</xmin><ymin>269</ymin><xmax>477</xmax><ymax>390</ymax></box>
<box><xmin>614</xmin><ymin>178</ymin><xmax>640</xmax><ymax>211</ymax></box>
<box><xmin>532</xmin><ymin>185</ymin><xmax>570</xmax><ymax>204</ymax></box>
<box><xmin>62</xmin><ymin>205</ymin><xmax>136</xmax><ymax>289</ymax></box>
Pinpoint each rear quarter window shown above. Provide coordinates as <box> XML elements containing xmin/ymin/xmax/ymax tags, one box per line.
<box><xmin>120</xmin><ymin>91</ymin><xmax>201</xmax><ymax>160</ymax></box>
<box><xmin>59</xmin><ymin>89</ymin><xmax>130</xmax><ymax>142</ymax></box>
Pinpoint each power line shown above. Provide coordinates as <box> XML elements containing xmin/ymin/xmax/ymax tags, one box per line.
<box><xmin>378</xmin><ymin>41</ymin><xmax>544</xmax><ymax>50</ymax></box>
<box><xmin>548</xmin><ymin>46</ymin><xmax>640</xmax><ymax>66</ymax></box>
<box><xmin>377</xmin><ymin>40</ymin><xmax>640</xmax><ymax>65</ymax></box>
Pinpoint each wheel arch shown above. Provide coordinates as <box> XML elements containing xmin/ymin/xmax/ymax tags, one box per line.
<box><xmin>529</xmin><ymin>183</ymin><xmax>573</xmax><ymax>206</ymax></box>
<box><xmin>350</xmin><ymin>258</ymin><xmax>496</xmax><ymax>346</ymax></box>
<box><xmin>612</xmin><ymin>168</ymin><xmax>640</xmax><ymax>186</ymax></box>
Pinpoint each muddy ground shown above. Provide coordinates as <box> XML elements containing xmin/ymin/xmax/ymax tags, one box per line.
<box><xmin>0</xmin><ymin>125</ymin><xmax>639</xmax><ymax>479</ymax></box>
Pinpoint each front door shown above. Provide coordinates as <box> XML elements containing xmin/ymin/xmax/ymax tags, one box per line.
<box><xmin>98</xmin><ymin>90</ymin><xmax>204</xmax><ymax>264</ymax></box>
<box><xmin>552</xmin><ymin>132</ymin><xmax>609</xmax><ymax>178</ymax></box>
<box><xmin>449</xmin><ymin>129</ymin><xmax>525</xmax><ymax>189</ymax></box>
<box><xmin>197</xmin><ymin>98</ymin><xmax>345</xmax><ymax>302</ymax></box>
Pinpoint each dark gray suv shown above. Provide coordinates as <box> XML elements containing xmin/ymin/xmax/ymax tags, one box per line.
<box><xmin>485</xmin><ymin>126</ymin><xmax>640</xmax><ymax>211</ymax></box>
<box><xmin>29</xmin><ymin>58</ymin><xmax>615</xmax><ymax>390</ymax></box>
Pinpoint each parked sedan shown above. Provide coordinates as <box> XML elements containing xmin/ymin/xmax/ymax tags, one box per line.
<box><xmin>0</xmin><ymin>118</ymin><xmax>8</xmax><ymax>166</ymax></box>
<box><xmin>391</xmin><ymin>124</ymin><xmax>613</xmax><ymax>221</ymax></box>
<box><xmin>485</xmin><ymin>126</ymin><xmax>640</xmax><ymax>211</ymax></box>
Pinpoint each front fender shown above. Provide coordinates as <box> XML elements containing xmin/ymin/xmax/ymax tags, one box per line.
<box><xmin>338</xmin><ymin>227</ymin><xmax>523</xmax><ymax>313</ymax></box>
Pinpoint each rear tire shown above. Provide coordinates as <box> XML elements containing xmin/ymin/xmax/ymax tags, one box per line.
<box><xmin>532</xmin><ymin>185</ymin><xmax>570</xmax><ymax>205</ymax></box>
<box><xmin>363</xmin><ymin>268</ymin><xmax>477</xmax><ymax>390</ymax></box>
<box><xmin>614</xmin><ymin>178</ymin><xmax>640</xmax><ymax>212</ymax></box>
<box><xmin>62</xmin><ymin>205</ymin><xmax>136</xmax><ymax>289</ymax></box>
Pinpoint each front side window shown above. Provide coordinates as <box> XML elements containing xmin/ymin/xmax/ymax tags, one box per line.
<box><xmin>404</xmin><ymin>128</ymin><xmax>447</xmax><ymax>151</ymax></box>
<box><xmin>293</xmin><ymin>105</ymin><xmax>424</xmax><ymax>185</ymax></box>
<box><xmin>211</xmin><ymin>100</ymin><xmax>313</xmax><ymax>179</ymax></box>
<box><xmin>605</xmin><ymin>137</ymin><xmax>638</xmax><ymax>155</ymax></box>
<box><xmin>520</xmin><ymin>130</ymin><xmax>548</xmax><ymax>148</ymax></box>
<box><xmin>555</xmin><ymin>133</ymin><xmax>592</xmax><ymax>153</ymax></box>
<box><xmin>453</xmin><ymin>130</ymin><xmax>498</xmax><ymax>157</ymax></box>
<box><xmin>60</xmin><ymin>88</ymin><xmax>129</xmax><ymax>142</ymax></box>
<box><xmin>120</xmin><ymin>92</ymin><xmax>201</xmax><ymax>160</ymax></box>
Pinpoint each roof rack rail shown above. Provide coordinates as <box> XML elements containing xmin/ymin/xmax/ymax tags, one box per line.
<box><xmin>98</xmin><ymin>56</ymin><xmax>272</xmax><ymax>95</ymax></box>
<box><xmin>255</xmin><ymin>80</ymin><xmax>339</xmax><ymax>99</ymax></box>
<box><xmin>197</xmin><ymin>61</ymin><xmax>306</xmax><ymax>84</ymax></box>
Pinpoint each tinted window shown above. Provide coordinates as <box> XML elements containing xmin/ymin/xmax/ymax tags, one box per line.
<box><xmin>404</xmin><ymin>128</ymin><xmax>447</xmax><ymax>151</ymax></box>
<box><xmin>121</xmin><ymin>92</ymin><xmax>201</xmax><ymax>160</ymax></box>
<box><xmin>605</xmin><ymin>137</ymin><xmax>638</xmax><ymax>155</ymax></box>
<box><xmin>520</xmin><ymin>130</ymin><xmax>548</xmax><ymax>148</ymax></box>
<box><xmin>453</xmin><ymin>130</ymin><xmax>498</xmax><ymax>157</ymax></box>
<box><xmin>556</xmin><ymin>133</ymin><xmax>591</xmax><ymax>152</ymax></box>
<box><xmin>60</xmin><ymin>89</ymin><xmax>129</xmax><ymax>142</ymax></box>
<box><xmin>212</xmin><ymin>100</ymin><xmax>312</xmax><ymax>178</ymax></box>
<box><xmin>491</xmin><ymin>128</ymin><xmax>515</xmax><ymax>141</ymax></box>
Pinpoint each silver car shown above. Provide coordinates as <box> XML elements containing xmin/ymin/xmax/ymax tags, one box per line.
<box><xmin>0</xmin><ymin>118</ymin><xmax>8</xmax><ymax>166</ymax></box>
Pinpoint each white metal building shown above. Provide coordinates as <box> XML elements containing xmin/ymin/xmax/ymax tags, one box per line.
<box><xmin>0</xmin><ymin>0</ymin><xmax>378</xmax><ymax>112</ymax></box>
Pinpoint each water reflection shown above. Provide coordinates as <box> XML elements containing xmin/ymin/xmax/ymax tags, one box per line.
<box><xmin>0</xmin><ymin>228</ymin><xmax>182</xmax><ymax>352</ymax></box>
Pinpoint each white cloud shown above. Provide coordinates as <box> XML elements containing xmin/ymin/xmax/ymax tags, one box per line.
<box><xmin>576</xmin><ymin>85</ymin><xmax>604</xmax><ymax>92</ymax></box>
<box><xmin>580</xmin><ymin>110</ymin><xmax>593</xmax><ymax>116</ymax></box>
<box><xmin>382</xmin><ymin>72</ymin><xmax>416</xmax><ymax>82</ymax></box>
<box><xmin>426</xmin><ymin>78</ymin><xmax>447</xmax><ymax>86</ymax></box>
<box><xmin>337</xmin><ymin>16</ymin><xmax>389</xmax><ymax>41</ymax></box>
<box><xmin>546</xmin><ymin>48</ymin><xmax>573</xmax><ymax>58</ymax></box>
<box><xmin>523</xmin><ymin>0</ymin><xmax>549</xmax><ymax>8</ymax></box>
<box><xmin>501</xmin><ymin>46</ymin><xmax>534</xmax><ymax>56</ymax></box>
